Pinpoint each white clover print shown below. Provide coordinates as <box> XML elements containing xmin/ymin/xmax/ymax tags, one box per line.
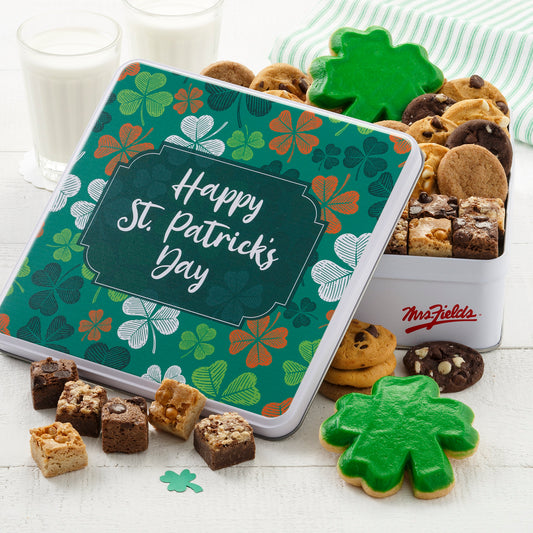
<box><xmin>117</xmin><ymin>297</ymin><xmax>180</xmax><ymax>354</ymax></box>
<box><xmin>50</xmin><ymin>173</ymin><xmax>81</xmax><ymax>213</ymax></box>
<box><xmin>142</xmin><ymin>364</ymin><xmax>186</xmax><ymax>384</ymax></box>
<box><xmin>70</xmin><ymin>178</ymin><xmax>106</xmax><ymax>230</ymax></box>
<box><xmin>165</xmin><ymin>114</ymin><xmax>227</xmax><ymax>156</ymax></box>
<box><xmin>311</xmin><ymin>232</ymin><xmax>371</xmax><ymax>302</ymax></box>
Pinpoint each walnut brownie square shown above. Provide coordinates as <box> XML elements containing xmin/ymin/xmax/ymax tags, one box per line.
<box><xmin>149</xmin><ymin>379</ymin><xmax>206</xmax><ymax>440</ymax></box>
<box><xmin>101</xmin><ymin>397</ymin><xmax>148</xmax><ymax>453</ymax></box>
<box><xmin>29</xmin><ymin>421</ymin><xmax>88</xmax><ymax>478</ymax></box>
<box><xmin>194</xmin><ymin>412</ymin><xmax>255</xmax><ymax>470</ymax></box>
<box><xmin>408</xmin><ymin>217</ymin><xmax>452</xmax><ymax>257</ymax></box>
<box><xmin>452</xmin><ymin>216</ymin><xmax>499</xmax><ymax>259</ymax></box>
<box><xmin>31</xmin><ymin>357</ymin><xmax>78</xmax><ymax>410</ymax></box>
<box><xmin>56</xmin><ymin>380</ymin><xmax>107</xmax><ymax>437</ymax></box>
<box><xmin>408</xmin><ymin>192</ymin><xmax>458</xmax><ymax>219</ymax></box>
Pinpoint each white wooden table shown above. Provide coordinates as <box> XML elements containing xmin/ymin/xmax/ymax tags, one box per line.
<box><xmin>1</xmin><ymin>2</ymin><xmax>532</xmax><ymax>531</ymax></box>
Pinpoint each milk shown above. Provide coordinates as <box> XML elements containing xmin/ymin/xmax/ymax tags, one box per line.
<box><xmin>18</xmin><ymin>13</ymin><xmax>121</xmax><ymax>179</ymax></box>
<box><xmin>123</xmin><ymin>0</ymin><xmax>223</xmax><ymax>72</ymax></box>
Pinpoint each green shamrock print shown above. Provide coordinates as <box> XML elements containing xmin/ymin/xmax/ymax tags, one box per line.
<box><xmin>47</xmin><ymin>229</ymin><xmax>84</xmax><ymax>262</ymax></box>
<box><xmin>283</xmin><ymin>297</ymin><xmax>318</xmax><ymax>328</ymax></box>
<box><xmin>16</xmin><ymin>315</ymin><xmax>74</xmax><ymax>353</ymax></box>
<box><xmin>160</xmin><ymin>469</ymin><xmax>203</xmax><ymax>493</ymax></box>
<box><xmin>29</xmin><ymin>263</ymin><xmax>83</xmax><ymax>316</ymax></box>
<box><xmin>343</xmin><ymin>136</ymin><xmax>388</xmax><ymax>179</ymax></box>
<box><xmin>320</xmin><ymin>375</ymin><xmax>479</xmax><ymax>498</ymax></box>
<box><xmin>227</xmin><ymin>126</ymin><xmax>265</xmax><ymax>161</ymax></box>
<box><xmin>179</xmin><ymin>323</ymin><xmax>217</xmax><ymax>360</ymax></box>
<box><xmin>117</xmin><ymin>71</ymin><xmax>173</xmax><ymax>126</ymax></box>
<box><xmin>7</xmin><ymin>257</ymin><xmax>30</xmax><ymax>296</ymax></box>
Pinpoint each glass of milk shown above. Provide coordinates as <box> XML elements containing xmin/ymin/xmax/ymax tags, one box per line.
<box><xmin>122</xmin><ymin>0</ymin><xmax>224</xmax><ymax>72</ymax></box>
<box><xmin>17</xmin><ymin>11</ymin><xmax>122</xmax><ymax>184</ymax></box>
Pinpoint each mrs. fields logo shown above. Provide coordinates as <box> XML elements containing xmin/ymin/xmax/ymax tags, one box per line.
<box><xmin>402</xmin><ymin>304</ymin><xmax>478</xmax><ymax>333</ymax></box>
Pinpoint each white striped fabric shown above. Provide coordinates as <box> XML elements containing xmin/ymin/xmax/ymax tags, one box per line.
<box><xmin>270</xmin><ymin>0</ymin><xmax>533</xmax><ymax>144</ymax></box>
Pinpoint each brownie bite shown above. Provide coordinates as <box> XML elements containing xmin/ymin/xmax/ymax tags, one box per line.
<box><xmin>194</xmin><ymin>412</ymin><xmax>255</xmax><ymax>470</ymax></box>
<box><xmin>29</xmin><ymin>421</ymin><xmax>88</xmax><ymax>478</ymax></box>
<box><xmin>409</xmin><ymin>192</ymin><xmax>458</xmax><ymax>219</ymax></box>
<box><xmin>31</xmin><ymin>357</ymin><xmax>78</xmax><ymax>410</ymax></box>
<box><xmin>101</xmin><ymin>397</ymin><xmax>148</xmax><ymax>453</ymax></box>
<box><xmin>409</xmin><ymin>217</ymin><xmax>452</xmax><ymax>257</ymax></box>
<box><xmin>56</xmin><ymin>380</ymin><xmax>107</xmax><ymax>437</ymax></box>
<box><xmin>385</xmin><ymin>217</ymin><xmax>408</xmax><ymax>255</ymax></box>
<box><xmin>148</xmin><ymin>379</ymin><xmax>206</xmax><ymax>440</ymax></box>
<box><xmin>459</xmin><ymin>196</ymin><xmax>505</xmax><ymax>238</ymax></box>
<box><xmin>452</xmin><ymin>216</ymin><xmax>499</xmax><ymax>259</ymax></box>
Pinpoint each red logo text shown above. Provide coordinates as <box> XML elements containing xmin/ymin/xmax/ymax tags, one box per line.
<box><xmin>402</xmin><ymin>304</ymin><xmax>478</xmax><ymax>333</ymax></box>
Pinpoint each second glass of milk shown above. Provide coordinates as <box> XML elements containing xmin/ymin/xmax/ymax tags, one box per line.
<box><xmin>17</xmin><ymin>11</ymin><xmax>122</xmax><ymax>184</ymax></box>
<box><xmin>122</xmin><ymin>0</ymin><xmax>224</xmax><ymax>72</ymax></box>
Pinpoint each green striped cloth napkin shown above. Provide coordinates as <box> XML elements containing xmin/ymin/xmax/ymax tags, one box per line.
<box><xmin>270</xmin><ymin>0</ymin><xmax>533</xmax><ymax>144</ymax></box>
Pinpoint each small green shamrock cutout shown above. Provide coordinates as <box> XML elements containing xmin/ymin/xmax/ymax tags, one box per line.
<box><xmin>160</xmin><ymin>469</ymin><xmax>203</xmax><ymax>493</ymax></box>
<box><xmin>308</xmin><ymin>26</ymin><xmax>444</xmax><ymax>122</ymax></box>
<box><xmin>320</xmin><ymin>375</ymin><xmax>479</xmax><ymax>499</ymax></box>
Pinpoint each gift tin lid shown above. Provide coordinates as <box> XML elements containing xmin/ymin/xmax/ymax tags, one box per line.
<box><xmin>0</xmin><ymin>61</ymin><xmax>422</xmax><ymax>438</ymax></box>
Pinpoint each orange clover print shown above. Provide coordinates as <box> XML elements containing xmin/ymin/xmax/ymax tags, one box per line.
<box><xmin>118</xmin><ymin>63</ymin><xmax>141</xmax><ymax>81</ymax></box>
<box><xmin>174</xmin><ymin>84</ymin><xmax>204</xmax><ymax>115</ymax></box>
<box><xmin>94</xmin><ymin>123</ymin><xmax>154</xmax><ymax>176</ymax></box>
<box><xmin>0</xmin><ymin>314</ymin><xmax>10</xmax><ymax>335</ymax></box>
<box><xmin>229</xmin><ymin>312</ymin><xmax>288</xmax><ymax>369</ymax></box>
<box><xmin>79</xmin><ymin>309</ymin><xmax>112</xmax><ymax>341</ymax></box>
<box><xmin>261</xmin><ymin>398</ymin><xmax>293</xmax><ymax>417</ymax></box>
<box><xmin>312</xmin><ymin>174</ymin><xmax>359</xmax><ymax>234</ymax></box>
<box><xmin>269</xmin><ymin>110</ymin><xmax>322</xmax><ymax>162</ymax></box>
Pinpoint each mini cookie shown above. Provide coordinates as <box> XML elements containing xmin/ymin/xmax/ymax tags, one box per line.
<box><xmin>264</xmin><ymin>89</ymin><xmax>303</xmax><ymax>102</ymax></box>
<box><xmin>331</xmin><ymin>319</ymin><xmax>397</xmax><ymax>369</ymax></box>
<box><xmin>440</xmin><ymin>75</ymin><xmax>509</xmax><ymax>116</ymax></box>
<box><xmin>437</xmin><ymin>144</ymin><xmax>508</xmax><ymax>201</ymax></box>
<box><xmin>445</xmin><ymin>119</ymin><xmax>513</xmax><ymax>175</ymax></box>
<box><xmin>401</xmin><ymin>93</ymin><xmax>456</xmax><ymax>125</ymax></box>
<box><xmin>412</xmin><ymin>143</ymin><xmax>449</xmax><ymax>198</ymax></box>
<box><xmin>442</xmin><ymin>98</ymin><xmax>510</xmax><ymax>130</ymax></box>
<box><xmin>200</xmin><ymin>61</ymin><xmax>255</xmax><ymax>88</ymax></box>
<box><xmin>407</xmin><ymin>116</ymin><xmax>457</xmax><ymax>145</ymax></box>
<box><xmin>319</xmin><ymin>381</ymin><xmax>373</xmax><ymax>401</ymax></box>
<box><xmin>403</xmin><ymin>341</ymin><xmax>484</xmax><ymax>392</ymax></box>
<box><xmin>320</xmin><ymin>375</ymin><xmax>479</xmax><ymax>499</ymax></box>
<box><xmin>250</xmin><ymin>63</ymin><xmax>311</xmax><ymax>101</ymax></box>
<box><xmin>325</xmin><ymin>353</ymin><xmax>397</xmax><ymax>388</ymax></box>
<box><xmin>375</xmin><ymin>120</ymin><xmax>409</xmax><ymax>133</ymax></box>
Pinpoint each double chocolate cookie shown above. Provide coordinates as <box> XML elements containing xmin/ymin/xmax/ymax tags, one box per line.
<box><xmin>401</xmin><ymin>93</ymin><xmax>456</xmax><ymax>125</ymax></box>
<box><xmin>403</xmin><ymin>341</ymin><xmax>484</xmax><ymax>392</ymax></box>
<box><xmin>446</xmin><ymin>119</ymin><xmax>513</xmax><ymax>175</ymax></box>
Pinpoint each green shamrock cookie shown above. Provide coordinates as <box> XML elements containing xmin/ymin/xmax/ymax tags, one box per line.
<box><xmin>319</xmin><ymin>375</ymin><xmax>479</xmax><ymax>499</ymax></box>
<box><xmin>308</xmin><ymin>26</ymin><xmax>444</xmax><ymax>123</ymax></box>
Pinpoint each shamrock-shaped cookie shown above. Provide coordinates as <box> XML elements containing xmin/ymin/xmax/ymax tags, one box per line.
<box><xmin>308</xmin><ymin>27</ymin><xmax>444</xmax><ymax>123</ymax></box>
<box><xmin>320</xmin><ymin>375</ymin><xmax>479</xmax><ymax>499</ymax></box>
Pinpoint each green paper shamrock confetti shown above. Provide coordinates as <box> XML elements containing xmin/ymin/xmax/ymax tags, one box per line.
<box><xmin>160</xmin><ymin>469</ymin><xmax>203</xmax><ymax>493</ymax></box>
<box><xmin>320</xmin><ymin>375</ymin><xmax>479</xmax><ymax>499</ymax></box>
<box><xmin>308</xmin><ymin>26</ymin><xmax>444</xmax><ymax>122</ymax></box>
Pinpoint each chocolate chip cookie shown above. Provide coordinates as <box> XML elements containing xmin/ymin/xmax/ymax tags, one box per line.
<box><xmin>407</xmin><ymin>115</ymin><xmax>457</xmax><ymax>145</ymax></box>
<box><xmin>250</xmin><ymin>63</ymin><xmax>311</xmax><ymax>101</ymax></box>
<box><xmin>200</xmin><ymin>60</ymin><xmax>255</xmax><ymax>88</ymax></box>
<box><xmin>403</xmin><ymin>341</ymin><xmax>484</xmax><ymax>392</ymax></box>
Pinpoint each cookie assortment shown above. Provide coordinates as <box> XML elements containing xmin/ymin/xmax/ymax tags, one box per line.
<box><xmin>319</xmin><ymin>319</ymin><xmax>397</xmax><ymax>401</ymax></box>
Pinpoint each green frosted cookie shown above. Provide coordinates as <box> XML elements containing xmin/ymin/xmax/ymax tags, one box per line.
<box><xmin>308</xmin><ymin>26</ymin><xmax>444</xmax><ymax>123</ymax></box>
<box><xmin>319</xmin><ymin>375</ymin><xmax>479</xmax><ymax>499</ymax></box>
